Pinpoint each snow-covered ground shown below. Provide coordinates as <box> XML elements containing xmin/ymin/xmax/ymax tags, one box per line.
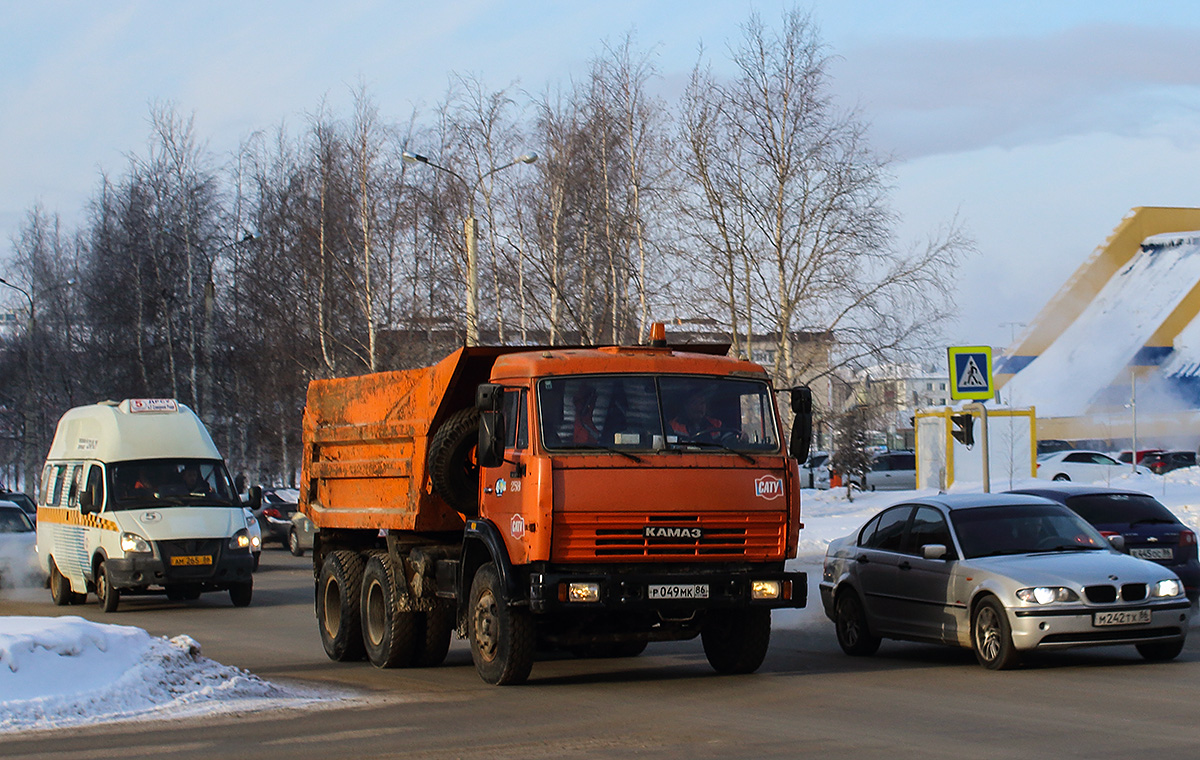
<box><xmin>4</xmin><ymin>469</ymin><xmax>1200</xmax><ymax>735</ymax></box>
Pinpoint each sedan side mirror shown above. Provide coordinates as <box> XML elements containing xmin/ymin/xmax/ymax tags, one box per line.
<box><xmin>922</xmin><ymin>544</ymin><xmax>948</xmax><ymax>560</ymax></box>
<box><xmin>1105</xmin><ymin>534</ymin><xmax>1126</xmax><ymax>552</ymax></box>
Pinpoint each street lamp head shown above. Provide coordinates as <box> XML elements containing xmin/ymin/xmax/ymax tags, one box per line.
<box><xmin>518</xmin><ymin>153</ymin><xmax>538</xmax><ymax>164</ymax></box>
<box><xmin>402</xmin><ymin>150</ymin><xmax>429</xmax><ymax>165</ymax></box>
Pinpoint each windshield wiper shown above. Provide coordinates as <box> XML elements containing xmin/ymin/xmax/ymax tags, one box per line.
<box><xmin>1030</xmin><ymin>544</ymin><xmax>1102</xmax><ymax>553</ymax></box>
<box><xmin>566</xmin><ymin>444</ymin><xmax>642</xmax><ymax>463</ymax></box>
<box><xmin>669</xmin><ymin>439</ymin><xmax>756</xmax><ymax>464</ymax></box>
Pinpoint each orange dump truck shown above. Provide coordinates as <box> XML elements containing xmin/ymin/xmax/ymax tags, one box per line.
<box><xmin>300</xmin><ymin>326</ymin><xmax>812</xmax><ymax>684</ymax></box>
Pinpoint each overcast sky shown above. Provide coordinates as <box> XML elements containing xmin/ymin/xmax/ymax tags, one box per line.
<box><xmin>4</xmin><ymin>0</ymin><xmax>1200</xmax><ymax>351</ymax></box>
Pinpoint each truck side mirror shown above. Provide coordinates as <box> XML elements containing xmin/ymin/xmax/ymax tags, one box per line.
<box><xmin>79</xmin><ymin>490</ymin><xmax>94</xmax><ymax>514</ymax></box>
<box><xmin>247</xmin><ymin>485</ymin><xmax>263</xmax><ymax>511</ymax></box>
<box><xmin>788</xmin><ymin>385</ymin><xmax>813</xmax><ymax>460</ymax></box>
<box><xmin>476</xmin><ymin>384</ymin><xmax>506</xmax><ymax>469</ymax></box>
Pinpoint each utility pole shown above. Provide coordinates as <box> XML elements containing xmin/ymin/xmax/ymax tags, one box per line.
<box><xmin>402</xmin><ymin>150</ymin><xmax>537</xmax><ymax>346</ymax></box>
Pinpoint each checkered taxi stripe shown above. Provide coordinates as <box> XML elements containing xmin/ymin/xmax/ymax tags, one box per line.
<box><xmin>37</xmin><ymin>506</ymin><xmax>118</xmax><ymax>532</ymax></box>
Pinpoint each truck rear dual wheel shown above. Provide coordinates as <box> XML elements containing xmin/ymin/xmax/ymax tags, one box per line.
<box><xmin>701</xmin><ymin>608</ymin><xmax>772</xmax><ymax>674</ymax></box>
<box><xmin>469</xmin><ymin>562</ymin><xmax>535</xmax><ymax>685</ymax></box>
<box><xmin>361</xmin><ymin>554</ymin><xmax>420</xmax><ymax>668</ymax></box>
<box><xmin>360</xmin><ymin>554</ymin><xmax>455</xmax><ymax>669</ymax></box>
<box><xmin>427</xmin><ymin>408</ymin><xmax>481</xmax><ymax>515</ymax></box>
<box><xmin>318</xmin><ymin>550</ymin><xmax>367</xmax><ymax>661</ymax></box>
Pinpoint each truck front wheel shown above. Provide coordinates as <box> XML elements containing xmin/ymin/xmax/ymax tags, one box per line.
<box><xmin>360</xmin><ymin>553</ymin><xmax>419</xmax><ymax>668</ymax></box>
<box><xmin>701</xmin><ymin>608</ymin><xmax>772</xmax><ymax>674</ymax></box>
<box><xmin>469</xmin><ymin>562</ymin><xmax>534</xmax><ymax>685</ymax></box>
<box><xmin>318</xmin><ymin>550</ymin><xmax>367</xmax><ymax>662</ymax></box>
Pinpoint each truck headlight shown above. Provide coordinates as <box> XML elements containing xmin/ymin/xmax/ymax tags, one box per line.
<box><xmin>563</xmin><ymin>582</ymin><xmax>600</xmax><ymax>603</ymax></box>
<box><xmin>120</xmin><ymin>532</ymin><xmax>152</xmax><ymax>554</ymax></box>
<box><xmin>229</xmin><ymin>529</ymin><xmax>252</xmax><ymax>551</ymax></box>
<box><xmin>1016</xmin><ymin>586</ymin><xmax>1079</xmax><ymax>604</ymax></box>
<box><xmin>751</xmin><ymin>580</ymin><xmax>781</xmax><ymax>600</ymax></box>
<box><xmin>1152</xmin><ymin>579</ymin><xmax>1183</xmax><ymax>598</ymax></box>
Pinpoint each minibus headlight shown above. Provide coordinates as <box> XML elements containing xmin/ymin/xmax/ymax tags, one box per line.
<box><xmin>229</xmin><ymin>529</ymin><xmax>252</xmax><ymax>551</ymax></box>
<box><xmin>120</xmin><ymin>532</ymin><xmax>152</xmax><ymax>554</ymax></box>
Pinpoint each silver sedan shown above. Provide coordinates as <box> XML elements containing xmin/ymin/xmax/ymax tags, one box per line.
<box><xmin>820</xmin><ymin>493</ymin><xmax>1191</xmax><ymax>669</ymax></box>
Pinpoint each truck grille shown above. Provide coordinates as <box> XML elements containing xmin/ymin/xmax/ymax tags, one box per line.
<box><xmin>552</xmin><ymin>512</ymin><xmax>786</xmax><ymax>562</ymax></box>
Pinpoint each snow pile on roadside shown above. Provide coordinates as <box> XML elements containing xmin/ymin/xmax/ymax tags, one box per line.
<box><xmin>0</xmin><ymin>616</ymin><xmax>335</xmax><ymax>734</ymax></box>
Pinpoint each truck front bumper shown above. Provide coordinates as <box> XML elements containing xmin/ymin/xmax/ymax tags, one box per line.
<box><xmin>529</xmin><ymin>567</ymin><xmax>806</xmax><ymax>614</ymax></box>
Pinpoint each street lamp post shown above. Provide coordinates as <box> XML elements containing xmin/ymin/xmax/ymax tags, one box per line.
<box><xmin>402</xmin><ymin>150</ymin><xmax>537</xmax><ymax>346</ymax></box>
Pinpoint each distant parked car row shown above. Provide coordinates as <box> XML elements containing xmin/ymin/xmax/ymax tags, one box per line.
<box><xmin>241</xmin><ymin>485</ymin><xmax>317</xmax><ymax>557</ymax></box>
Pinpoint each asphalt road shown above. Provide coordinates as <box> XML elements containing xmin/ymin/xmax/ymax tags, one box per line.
<box><xmin>3</xmin><ymin>550</ymin><xmax>1200</xmax><ymax>759</ymax></box>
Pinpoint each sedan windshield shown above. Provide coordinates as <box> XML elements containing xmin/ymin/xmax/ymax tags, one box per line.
<box><xmin>951</xmin><ymin>504</ymin><xmax>1108</xmax><ymax>558</ymax></box>
<box><xmin>110</xmin><ymin>459</ymin><xmax>239</xmax><ymax>510</ymax></box>
<box><xmin>537</xmin><ymin>374</ymin><xmax>780</xmax><ymax>454</ymax></box>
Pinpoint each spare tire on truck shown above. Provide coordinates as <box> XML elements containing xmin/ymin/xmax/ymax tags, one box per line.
<box><xmin>427</xmin><ymin>407</ymin><xmax>481</xmax><ymax>515</ymax></box>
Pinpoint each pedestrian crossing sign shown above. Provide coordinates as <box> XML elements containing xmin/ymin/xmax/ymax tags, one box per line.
<box><xmin>948</xmin><ymin>346</ymin><xmax>994</xmax><ymax>400</ymax></box>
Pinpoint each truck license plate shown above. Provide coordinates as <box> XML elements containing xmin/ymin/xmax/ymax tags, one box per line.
<box><xmin>1130</xmin><ymin>547</ymin><xmax>1173</xmax><ymax>560</ymax></box>
<box><xmin>1093</xmin><ymin>609</ymin><xmax>1151</xmax><ymax>627</ymax></box>
<box><xmin>171</xmin><ymin>555</ymin><xmax>213</xmax><ymax>566</ymax></box>
<box><xmin>648</xmin><ymin>584</ymin><xmax>708</xmax><ymax>600</ymax></box>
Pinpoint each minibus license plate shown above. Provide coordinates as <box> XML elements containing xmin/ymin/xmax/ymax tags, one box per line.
<box><xmin>171</xmin><ymin>555</ymin><xmax>213</xmax><ymax>566</ymax></box>
<box><xmin>648</xmin><ymin>584</ymin><xmax>708</xmax><ymax>600</ymax></box>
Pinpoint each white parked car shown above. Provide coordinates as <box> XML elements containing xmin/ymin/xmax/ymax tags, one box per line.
<box><xmin>800</xmin><ymin>451</ymin><xmax>830</xmax><ymax>489</ymax></box>
<box><xmin>864</xmin><ymin>451</ymin><xmax>917</xmax><ymax>491</ymax></box>
<box><xmin>1037</xmin><ymin>450</ymin><xmax>1152</xmax><ymax>483</ymax></box>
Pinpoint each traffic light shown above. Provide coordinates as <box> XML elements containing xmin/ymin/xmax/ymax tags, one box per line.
<box><xmin>951</xmin><ymin>413</ymin><xmax>975</xmax><ymax>447</ymax></box>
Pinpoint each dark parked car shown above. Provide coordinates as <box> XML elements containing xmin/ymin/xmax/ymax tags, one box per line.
<box><xmin>0</xmin><ymin>490</ymin><xmax>36</xmax><ymax>522</ymax></box>
<box><xmin>1139</xmin><ymin>450</ymin><xmax>1197</xmax><ymax>475</ymax></box>
<box><xmin>245</xmin><ymin>487</ymin><xmax>300</xmax><ymax>547</ymax></box>
<box><xmin>1008</xmin><ymin>485</ymin><xmax>1199</xmax><ymax>603</ymax></box>
<box><xmin>1036</xmin><ymin>439</ymin><xmax>1074</xmax><ymax>455</ymax></box>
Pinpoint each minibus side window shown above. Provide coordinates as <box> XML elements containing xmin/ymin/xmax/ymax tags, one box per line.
<box><xmin>67</xmin><ymin>464</ymin><xmax>84</xmax><ymax>507</ymax></box>
<box><xmin>49</xmin><ymin>465</ymin><xmax>67</xmax><ymax>507</ymax></box>
<box><xmin>41</xmin><ymin>465</ymin><xmax>54</xmax><ymax>504</ymax></box>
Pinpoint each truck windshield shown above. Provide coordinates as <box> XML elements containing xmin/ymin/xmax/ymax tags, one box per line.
<box><xmin>537</xmin><ymin>374</ymin><xmax>780</xmax><ymax>454</ymax></box>
<box><xmin>109</xmin><ymin>458</ymin><xmax>239</xmax><ymax>510</ymax></box>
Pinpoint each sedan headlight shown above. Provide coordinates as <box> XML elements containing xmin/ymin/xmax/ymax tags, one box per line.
<box><xmin>1151</xmin><ymin>579</ymin><xmax>1183</xmax><ymax>598</ymax></box>
<box><xmin>120</xmin><ymin>532</ymin><xmax>152</xmax><ymax>554</ymax></box>
<box><xmin>229</xmin><ymin>529</ymin><xmax>252</xmax><ymax>551</ymax></box>
<box><xmin>1016</xmin><ymin>586</ymin><xmax>1079</xmax><ymax>604</ymax></box>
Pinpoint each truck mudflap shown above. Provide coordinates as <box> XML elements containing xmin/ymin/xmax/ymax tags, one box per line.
<box><xmin>528</xmin><ymin>568</ymin><xmax>806</xmax><ymax>614</ymax></box>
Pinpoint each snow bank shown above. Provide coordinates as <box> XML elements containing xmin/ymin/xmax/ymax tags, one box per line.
<box><xmin>0</xmin><ymin>616</ymin><xmax>335</xmax><ymax>734</ymax></box>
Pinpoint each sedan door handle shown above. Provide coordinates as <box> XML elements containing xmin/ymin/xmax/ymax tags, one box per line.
<box><xmin>898</xmin><ymin>561</ymin><xmax>911</xmax><ymax>571</ymax></box>
<box><xmin>855</xmin><ymin>555</ymin><xmax>870</xmax><ymax>564</ymax></box>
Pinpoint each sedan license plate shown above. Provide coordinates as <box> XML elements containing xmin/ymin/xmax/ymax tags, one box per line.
<box><xmin>170</xmin><ymin>555</ymin><xmax>213</xmax><ymax>567</ymax></box>
<box><xmin>1093</xmin><ymin>609</ymin><xmax>1152</xmax><ymax>627</ymax></box>
<box><xmin>1130</xmin><ymin>547</ymin><xmax>1174</xmax><ymax>560</ymax></box>
<box><xmin>648</xmin><ymin>583</ymin><xmax>709</xmax><ymax>600</ymax></box>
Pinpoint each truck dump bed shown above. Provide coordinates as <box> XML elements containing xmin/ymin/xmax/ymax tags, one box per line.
<box><xmin>301</xmin><ymin>347</ymin><xmax>508</xmax><ymax>531</ymax></box>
